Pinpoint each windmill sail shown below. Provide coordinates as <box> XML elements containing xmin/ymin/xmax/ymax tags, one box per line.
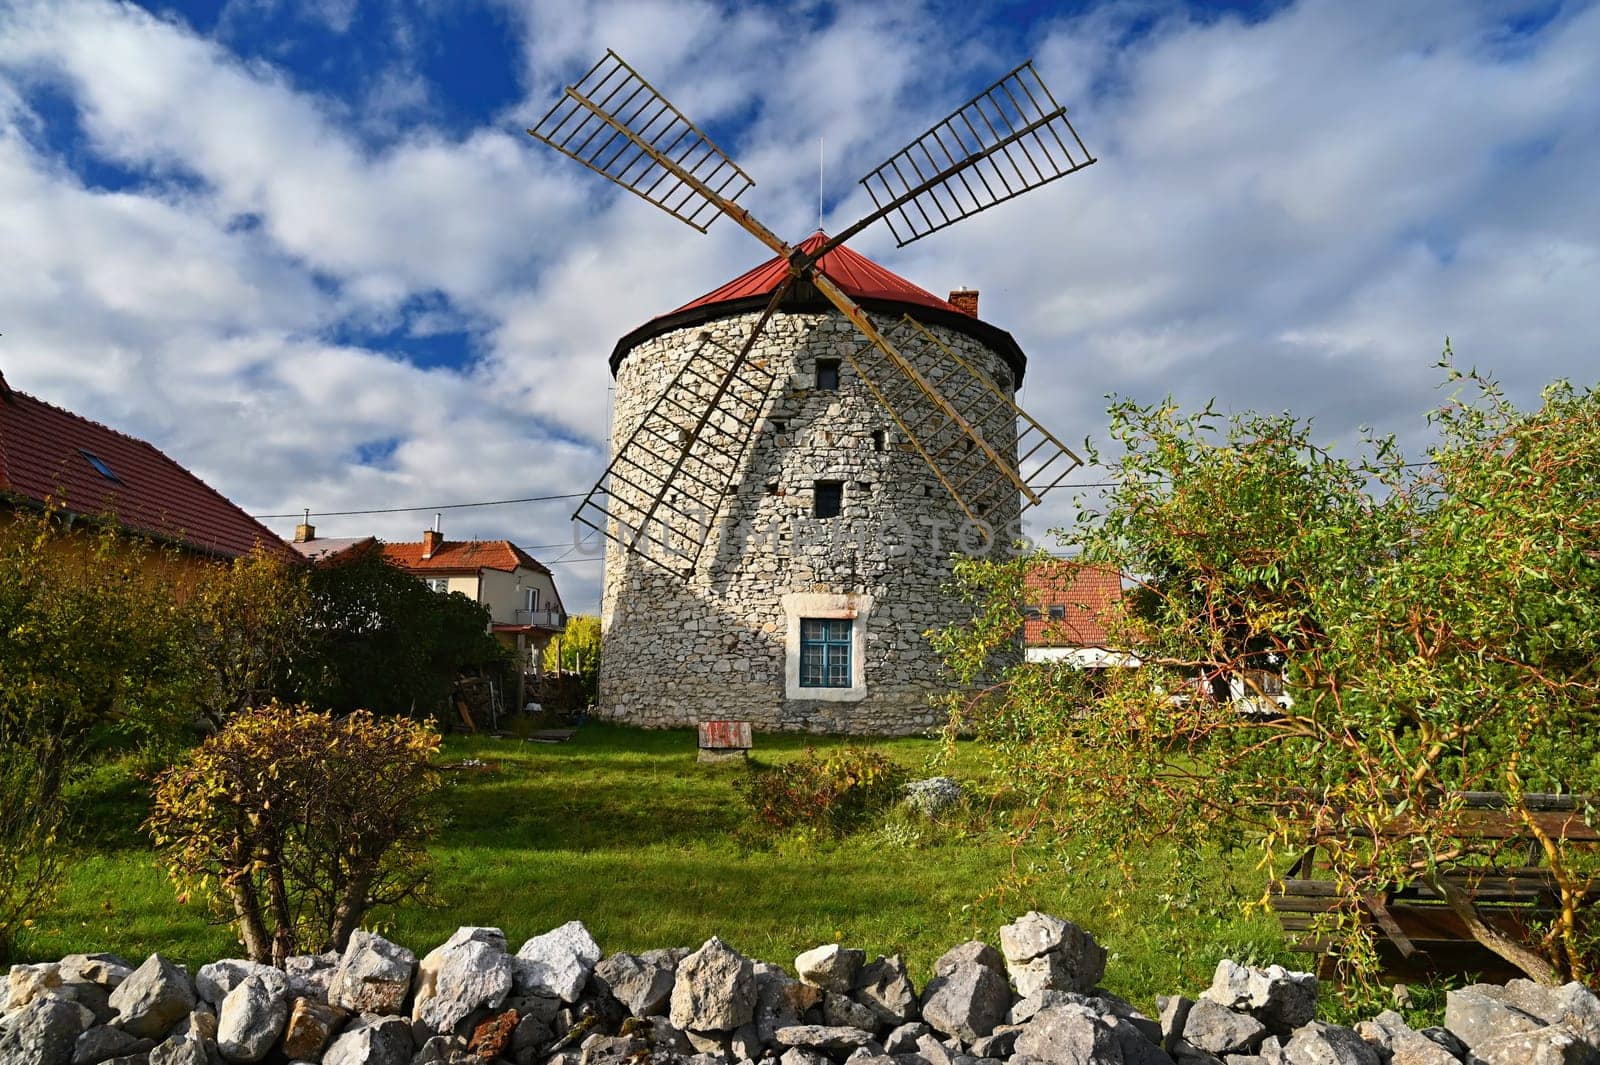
<box><xmin>842</xmin><ymin>315</ymin><xmax>1081</xmax><ymax>525</ymax></box>
<box><xmin>573</xmin><ymin>327</ymin><xmax>781</xmax><ymax>575</ymax></box>
<box><xmin>528</xmin><ymin>50</ymin><xmax>755</xmax><ymax>233</ymax></box>
<box><xmin>854</xmin><ymin>62</ymin><xmax>1094</xmax><ymax>248</ymax></box>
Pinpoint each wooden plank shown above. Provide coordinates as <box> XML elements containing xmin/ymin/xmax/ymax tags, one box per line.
<box><xmin>1361</xmin><ymin>892</ymin><xmax>1417</xmax><ymax>958</ymax></box>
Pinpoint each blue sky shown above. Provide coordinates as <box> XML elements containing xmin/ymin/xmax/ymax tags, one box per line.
<box><xmin>1</xmin><ymin>0</ymin><xmax>1597</xmax><ymax>611</ymax></box>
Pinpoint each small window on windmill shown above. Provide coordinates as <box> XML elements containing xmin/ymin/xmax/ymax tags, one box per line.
<box><xmin>765</xmin><ymin>482</ymin><xmax>780</xmax><ymax>496</ymax></box>
<box><xmin>922</xmin><ymin>485</ymin><xmax>933</xmax><ymax>498</ymax></box>
<box><xmin>871</xmin><ymin>429</ymin><xmax>886</xmax><ymax>452</ymax></box>
<box><xmin>963</xmin><ymin>438</ymin><xmax>975</xmax><ymax>454</ymax></box>
<box><xmin>771</xmin><ymin>419</ymin><xmax>787</xmax><ymax>434</ymax></box>
<box><xmin>995</xmin><ymin>368</ymin><xmax>1012</xmax><ymax>390</ymax></box>
<box><xmin>813</xmin><ymin>480</ymin><xmax>842</xmax><ymax>519</ymax></box>
<box><xmin>816</xmin><ymin>359</ymin><xmax>840</xmax><ymax>391</ymax></box>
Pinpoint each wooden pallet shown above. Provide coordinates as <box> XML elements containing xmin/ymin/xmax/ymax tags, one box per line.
<box><xmin>1270</xmin><ymin>793</ymin><xmax>1597</xmax><ymax>980</ymax></box>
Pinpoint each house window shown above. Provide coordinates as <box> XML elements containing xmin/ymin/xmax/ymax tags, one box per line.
<box><xmin>78</xmin><ymin>449</ymin><xmax>120</xmax><ymax>482</ymax></box>
<box><xmin>871</xmin><ymin>429</ymin><xmax>886</xmax><ymax>452</ymax></box>
<box><xmin>816</xmin><ymin>359</ymin><xmax>840</xmax><ymax>391</ymax></box>
<box><xmin>424</xmin><ymin>577</ymin><xmax>449</xmax><ymax>593</ymax></box>
<box><xmin>813</xmin><ymin>480</ymin><xmax>842</xmax><ymax>518</ymax></box>
<box><xmin>799</xmin><ymin>618</ymin><xmax>852</xmax><ymax>688</ymax></box>
<box><xmin>525</xmin><ymin>588</ymin><xmax>539</xmax><ymax>612</ymax></box>
<box><xmin>1048</xmin><ymin>604</ymin><xmax>1066</xmax><ymax>620</ymax></box>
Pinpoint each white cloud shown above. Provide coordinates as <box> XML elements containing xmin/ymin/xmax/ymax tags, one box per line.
<box><xmin>0</xmin><ymin>0</ymin><xmax>1597</xmax><ymax>612</ymax></box>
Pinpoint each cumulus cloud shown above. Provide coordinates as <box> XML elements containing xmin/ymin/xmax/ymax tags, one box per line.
<box><xmin>0</xmin><ymin>0</ymin><xmax>1596</xmax><ymax>609</ymax></box>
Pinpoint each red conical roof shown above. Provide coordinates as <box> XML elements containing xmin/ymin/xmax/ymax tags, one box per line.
<box><xmin>671</xmin><ymin>232</ymin><xmax>957</xmax><ymax>316</ymax></box>
<box><xmin>609</xmin><ymin>233</ymin><xmax>1028</xmax><ymax>384</ymax></box>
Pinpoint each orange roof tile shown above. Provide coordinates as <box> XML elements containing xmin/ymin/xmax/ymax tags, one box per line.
<box><xmin>381</xmin><ymin>539</ymin><xmax>550</xmax><ymax>575</ymax></box>
<box><xmin>0</xmin><ymin>379</ymin><xmax>296</xmax><ymax>562</ymax></box>
<box><xmin>1023</xmin><ymin>560</ymin><xmax>1125</xmax><ymax>648</ymax></box>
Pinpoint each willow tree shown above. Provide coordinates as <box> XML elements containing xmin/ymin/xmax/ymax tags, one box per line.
<box><xmin>936</xmin><ymin>359</ymin><xmax>1600</xmax><ymax>986</ymax></box>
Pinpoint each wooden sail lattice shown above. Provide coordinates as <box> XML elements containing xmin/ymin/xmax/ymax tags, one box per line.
<box><xmin>530</xmin><ymin>51</ymin><xmax>1096</xmax><ymax>577</ymax></box>
<box><xmin>573</xmin><ymin>329</ymin><xmax>780</xmax><ymax>575</ymax></box>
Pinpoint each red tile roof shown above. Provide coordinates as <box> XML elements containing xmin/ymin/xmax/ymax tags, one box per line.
<box><xmin>673</xmin><ymin>232</ymin><xmax>956</xmax><ymax>316</ymax></box>
<box><xmin>1023</xmin><ymin>560</ymin><xmax>1124</xmax><ymax>648</ymax></box>
<box><xmin>0</xmin><ymin>379</ymin><xmax>297</xmax><ymax>561</ymax></box>
<box><xmin>382</xmin><ymin>539</ymin><xmax>551</xmax><ymax>575</ymax></box>
<box><xmin>608</xmin><ymin>232</ymin><xmax>1029</xmax><ymax>384</ymax></box>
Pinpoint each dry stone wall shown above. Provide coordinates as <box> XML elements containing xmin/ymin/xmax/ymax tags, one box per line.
<box><xmin>599</xmin><ymin>309</ymin><xmax>1023</xmax><ymax>736</ymax></box>
<box><xmin>5</xmin><ymin>914</ymin><xmax>1585</xmax><ymax>1065</ymax></box>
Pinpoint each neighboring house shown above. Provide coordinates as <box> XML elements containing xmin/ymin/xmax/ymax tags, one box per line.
<box><xmin>381</xmin><ymin>526</ymin><xmax>567</xmax><ymax>674</ymax></box>
<box><xmin>0</xmin><ymin>368</ymin><xmax>296</xmax><ymax>573</ymax></box>
<box><xmin>287</xmin><ymin>520</ymin><xmax>375</xmax><ymax>566</ymax></box>
<box><xmin>1022</xmin><ymin>560</ymin><xmax>1140</xmax><ymax>668</ymax></box>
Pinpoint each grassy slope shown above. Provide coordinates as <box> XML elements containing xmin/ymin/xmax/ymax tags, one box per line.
<box><xmin>22</xmin><ymin>724</ymin><xmax>1289</xmax><ymax>1010</ymax></box>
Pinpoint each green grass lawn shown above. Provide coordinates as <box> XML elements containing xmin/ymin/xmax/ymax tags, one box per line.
<box><xmin>20</xmin><ymin>723</ymin><xmax>1290</xmax><ymax>1011</ymax></box>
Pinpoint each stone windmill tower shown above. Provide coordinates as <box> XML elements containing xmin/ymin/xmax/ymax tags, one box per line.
<box><xmin>527</xmin><ymin>52</ymin><xmax>1096</xmax><ymax>733</ymax></box>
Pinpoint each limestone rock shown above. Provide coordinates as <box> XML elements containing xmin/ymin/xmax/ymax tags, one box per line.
<box><xmin>824</xmin><ymin>991</ymin><xmax>880</xmax><ymax>1032</ymax></box>
<box><xmin>9</xmin><ymin>963</ymin><xmax>64</xmax><ymax>1011</ymax></box>
<box><xmin>1202</xmin><ymin>961</ymin><xmax>1317</xmax><ymax>1034</ymax></box>
<box><xmin>669</xmin><ymin>937</ymin><xmax>756</xmax><ymax>1033</ymax></box>
<box><xmin>109</xmin><ymin>955</ymin><xmax>197</xmax><ymax>1041</ymax></box>
<box><xmin>58</xmin><ymin>956</ymin><xmax>134</xmax><ymax>992</ymax></box>
<box><xmin>1009</xmin><ymin>990</ymin><xmax>1081</xmax><ymax>1026</ymax></box>
<box><xmin>1282</xmin><ymin>1022</ymin><xmax>1380</xmax><ymax>1065</ymax></box>
<box><xmin>903</xmin><ymin>778</ymin><xmax>963</xmax><ymax>817</ymax></box>
<box><xmin>329</xmin><ymin>932</ymin><xmax>416</xmax><ymax>1016</ymax></box>
<box><xmin>194</xmin><ymin>962</ymin><xmax>274</xmax><ymax>1009</ymax></box>
<box><xmin>779</xmin><ymin>1047</ymin><xmax>833</xmax><ymax>1065</ymax></box>
<box><xmin>513</xmin><ymin>922</ymin><xmax>603</xmax><ymax>1004</ymax></box>
<box><xmin>1443</xmin><ymin>984</ymin><xmax>1545</xmax><ymax>1052</ymax></box>
<box><xmin>1011</xmin><ymin>1003</ymin><xmax>1120</xmax><ymax>1064</ymax></box>
<box><xmin>594</xmin><ymin>952</ymin><xmax>677</xmax><ymax>1018</ymax></box>
<box><xmin>775</xmin><ymin>1024</ymin><xmax>878</xmax><ymax>1052</ymax></box>
<box><xmin>883</xmin><ymin>1021</ymin><xmax>932</xmax><ymax>1054</ymax></box>
<box><xmin>1157</xmin><ymin>996</ymin><xmax>1193</xmax><ymax>1053</ymax></box>
<box><xmin>282</xmin><ymin>953</ymin><xmax>339</xmax><ymax>1003</ymax></box>
<box><xmin>1388</xmin><ymin>1032</ymin><xmax>1461</xmax><ymax>1065</ymax></box>
<box><xmin>278</xmin><ymin>997</ymin><xmax>345</xmax><ymax>1060</ymax></box>
<box><xmin>0</xmin><ymin>996</ymin><xmax>96</xmax><ymax>1065</ymax></box>
<box><xmin>1502</xmin><ymin>979</ymin><xmax>1600</xmax><ymax>1049</ymax></box>
<box><xmin>1469</xmin><ymin>1023</ymin><xmax>1592</xmax><ymax>1065</ymax></box>
<box><xmin>919</xmin><ymin>963</ymin><xmax>1009</xmax><ymax>1045</ymax></box>
<box><xmin>216</xmin><ymin>969</ymin><xmax>291</xmax><ymax>1062</ymax></box>
<box><xmin>1181</xmin><ymin>999</ymin><xmax>1265</xmax><ymax>1057</ymax></box>
<box><xmin>72</xmin><ymin>1025</ymin><xmax>155</xmax><ymax>1065</ymax></box>
<box><xmin>320</xmin><ymin>1015</ymin><xmax>413</xmax><ymax>1065</ymax></box>
<box><xmin>853</xmin><ymin>955</ymin><xmax>918</xmax><ymax>1027</ymax></box>
<box><xmin>932</xmin><ymin>944</ymin><xmax>1005</xmax><ymax>979</ymax></box>
<box><xmin>795</xmin><ymin>946</ymin><xmax>866</xmax><ymax>994</ymax></box>
<box><xmin>147</xmin><ymin>1032</ymin><xmax>217</xmax><ymax>1065</ymax></box>
<box><xmin>414</xmin><ymin>938</ymin><xmax>512</xmax><ymax>1033</ymax></box>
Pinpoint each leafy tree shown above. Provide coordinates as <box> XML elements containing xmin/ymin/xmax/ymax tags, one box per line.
<box><xmin>187</xmin><ymin>550</ymin><xmax>314</xmax><ymax>728</ymax></box>
<box><xmin>299</xmin><ymin>545</ymin><xmax>509</xmax><ymax>718</ymax></box>
<box><xmin>543</xmin><ymin>614</ymin><xmax>601</xmax><ymax>675</ymax></box>
<box><xmin>0</xmin><ymin>508</ymin><xmax>196</xmax><ymax>958</ymax></box>
<box><xmin>936</xmin><ymin>360</ymin><xmax>1600</xmax><ymax>987</ymax></box>
<box><xmin>146</xmin><ymin>702</ymin><xmax>441</xmax><ymax>963</ymax></box>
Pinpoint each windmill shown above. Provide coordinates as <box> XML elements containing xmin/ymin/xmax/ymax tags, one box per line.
<box><xmin>528</xmin><ymin>51</ymin><xmax>1095</xmax><ymax>577</ymax></box>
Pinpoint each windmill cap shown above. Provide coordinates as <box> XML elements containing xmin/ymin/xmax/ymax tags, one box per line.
<box><xmin>608</xmin><ymin>233</ymin><xmax>1027</xmax><ymax>384</ymax></box>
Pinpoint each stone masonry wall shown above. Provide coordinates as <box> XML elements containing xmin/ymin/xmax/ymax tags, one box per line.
<box><xmin>598</xmin><ymin>309</ymin><xmax>1022</xmax><ymax>736</ymax></box>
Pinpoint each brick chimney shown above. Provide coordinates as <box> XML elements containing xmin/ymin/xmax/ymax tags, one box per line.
<box><xmin>948</xmin><ymin>289</ymin><xmax>979</xmax><ymax>317</ymax></box>
<box><xmin>293</xmin><ymin>508</ymin><xmax>315</xmax><ymax>543</ymax></box>
<box><xmin>422</xmin><ymin>528</ymin><xmax>444</xmax><ymax>559</ymax></box>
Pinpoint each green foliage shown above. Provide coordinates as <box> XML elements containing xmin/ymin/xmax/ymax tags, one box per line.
<box><xmin>187</xmin><ymin>551</ymin><xmax>314</xmax><ymax>727</ymax></box>
<box><xmin>738</xmin><ymin>746</ymin><xmax>909</xmax><ymax>837</ymax></box>
<box><xmin>938</xmin><ymin>357</ymin><xmax>1600</xmax><ymax>988</ymax></box>
<box><xmin>300</xmin><ymin>547</ymin><xmax>510</xmax><ymax>718</ymax></box>
<box><xmin>543</xmin><ymin>614</ymin><xmax>601</xmax><ymax>706</ymax></box>
<box><xmin>0</xmin><ymin>509</ymin><xmax>196</xmax><ymax>959</ymax></box>
<box><xmin>146</xmin><ymin>702</ymin><xmax>442</xmax><ymax>963</ymax></box>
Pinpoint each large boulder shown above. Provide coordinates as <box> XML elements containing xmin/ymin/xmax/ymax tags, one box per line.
<box><xmin>853</xmin><ymin>955</ymin><xmax>918</xmax><ymax>1027</ymax></box>
<box><xmin>1443</xmin><ymin>984</ymin><xmax>1546</xmax><ymax>1052</ymax></box>
<box><xmin>194</xmin><ymin>961</ymin><xmax>275</xmax><ymax>1008</ymax></box>
<box><xmin>8</xmin><ymin>963</ymin><xmax>64</xmax><ymax>1011</ymax></box>
<box><xmin>321</xmin><ymin>1015</ymin><xmax>413</xmax><ymax>1065</ymax></box>
<box><xmin>413</xmin><ymin>936</ymin><xmax>513</xmax><ymax>1033</ymax></box>
<box><xmin>329</xmin><ymin>932</ymin><xmax>416</xmax><ymax>1016</ymax></box>
<box><xmin>0</xmin><ymin>996</ymin><xmax>96</xmax><ymax>1065</ymax></box>
<box><xmin>1180</xmin><ymin>998</ymin><xmax>1265</xmax><ymax>1057</ymax></box>
<box><xmin>1282</xmin><ymin>1022</ymin><xmax>1380</xmax><ymax>1065</ymax></box>
<box><xmin>216</xmin><ymin>969</ymin><xmax>292</xmax><ymax>1062</ymax></box>
<box><xmin>1202</xmin><ymin>960</ymin><xmax>1318</xmax><ymax>1035</ymax></box>
<box><xmin>795</xmin><ymin>945</ymin><xmax>866</xmax><ymax>994</ymax></box>
<box><xmin>147</xmin><ymin>1031</ymin><xmax>217</xmax><ymax>1065</ymax></box>
<box><xmin>283</xmin><ymin>953</ymin><xmax>340</xmax><ymax>1003</ymax></box>
<box><xmin>513</xmin><ymin>922</ymin><xmax>603</xmax><ymax>1004</ymax></box>
<box><xmin>1352</xmin><ymin>1010</ymin><xmax>1459</xmax><ymax>1065</ymax></box>
<box><xmin>71</xmin><ymin>1025</ymin><xmax>156</xmax><ymax>1065</ymax></box>
<box><xmin>999</xmin><ymin>913</ymin><xmax>1107</xmax><ymax>998</ymax></box>
<box><xmin>1502</xmin><ymin>979</ymin><xmax>1600</xmax><ymax>1049</ymax></box>
<box><xmin>774</xmin><ymin>1024</ymin><xmax>879</xmax><ymax>1052</ymax></box>
<box><xmin>932</xmin><ymin>943</ymin><xmax>1005</xmax><ymax>979</ymax></box>
<box><xmin>1469</xmin><ymin>1024</ymin><xmax>1593</xmax><ymax>1065</ymax></box>
<box><xmin>58</xmin><ymin>956</ymin><xmax>134</xmax><ymax>992</ymax></box>
<box><xmin>669</xmin><ymin>937</ymin><xmax>756</xmax><ymax>1033</ymax></box>
<box><xmin>593</xmin><ymin>951</ymin><xmax>678</xmax><ymax>1018</ymax></box>
<box><xmin>108</xmin><ymin>955</ymin><xmax>197</xmax><ymax>1041</ymax></box>
<box><xmin>279</xmin><ymin>996</ymin><xmax>345</xmax><ymax>1060</ymax></box>
<box><xmin>919</xmin><ymin>963</ymin><xmax>1009</xmax><ymax>1045</ymax></box>
<box><xmin>1011</xmin><ymin>1003</ymin><xmax>1121</xmax><ymax>1064</ymax></box>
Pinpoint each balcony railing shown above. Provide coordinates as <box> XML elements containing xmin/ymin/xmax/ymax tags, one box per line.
<box><xmin>513</xmin><ymin>608</ymin><xmax>567</xmax><ymax>630</ymax></box>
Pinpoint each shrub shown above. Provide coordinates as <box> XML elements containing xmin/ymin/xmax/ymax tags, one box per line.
<box><xmin>146</xmin><ymin>702</ymin><xmax>441</xmax><ymax>963</ymax></box>
<box><xmin>738</xmin><ymin>746</ymin><xmax>908</xmax><ymax>837</ymax></box>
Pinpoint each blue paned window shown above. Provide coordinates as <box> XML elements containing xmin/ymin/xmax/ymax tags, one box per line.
<box><xmin>799</xmin><ymin>618</ymin><xmax>852</xmax><ymax>688</ymax></box>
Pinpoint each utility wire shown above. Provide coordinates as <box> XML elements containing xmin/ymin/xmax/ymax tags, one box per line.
<box><xmin>252</xmin><ymin>491</ymin><xmax>586</xmax><ymax>520</ymax></box>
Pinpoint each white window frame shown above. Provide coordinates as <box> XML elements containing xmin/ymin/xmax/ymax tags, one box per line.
<box><xmin>423</xmin><ymin>577</ymin><xmax>449</xmax><ymax>593</ymax></box>
<box><xmin>782</xmin><ymin>592</ymin><xmax>872</xmax><ymax>702</ymax></box>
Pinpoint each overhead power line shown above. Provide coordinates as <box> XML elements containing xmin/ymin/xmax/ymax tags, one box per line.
<box><xmin>252</xmin><ymin>491</ymin><xmax>587</xmax><ymax>520</ymax></box>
